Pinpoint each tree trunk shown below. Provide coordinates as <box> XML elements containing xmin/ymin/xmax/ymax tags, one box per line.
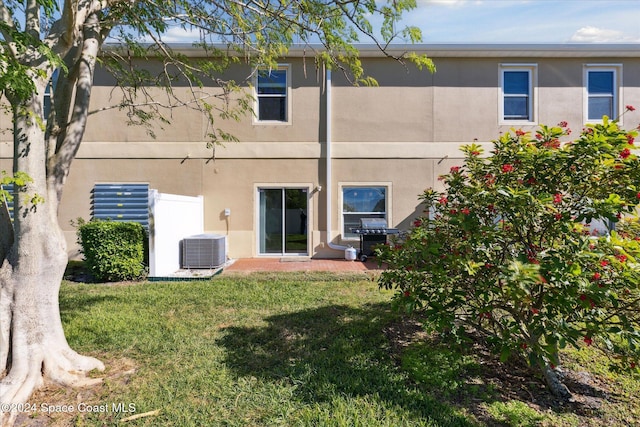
<box><xmin>526</xmin><ymin>334</ymin><xmax>572</xmax><ymax>400</ymax></box>
<box><xmin>539</xmin><ymin>362</ymin><xmax>572</xmax><ymax>401</ymax></box>
<box><xmin>0</xmin><ymin>83</ymin><xmax>104</xmax><ymax>427</ymax></box>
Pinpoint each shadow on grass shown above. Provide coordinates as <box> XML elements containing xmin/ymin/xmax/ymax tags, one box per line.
<box><xmin>59</xmin><ymin>291</ymin><xmax>119</xmax><ymax>317</ymax></box>
<box><xmin>218</xmin><ymin>303</ymin><xmax>478</xmax><ymax>426</ymax></box>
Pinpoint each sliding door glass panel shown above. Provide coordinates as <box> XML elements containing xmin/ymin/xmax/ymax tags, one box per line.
<box><xmin>285</xmin><ymin>189</ymin><xmax>308</xmax><ymax>254</ymax></box>
<box><xmin>259</xmin><ymin>188</ymin><xmax>308</xmax><ymax>255</ymax></box>
<box><xmin>259</xmin><ymin>189</ymin><xmax>283</xmax><ymax>254</ymax></box>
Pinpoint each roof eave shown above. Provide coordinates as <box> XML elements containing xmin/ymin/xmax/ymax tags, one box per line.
<box><xmin>102</xmin><ymin>42</ymin><xmax>640</xmax><ymax>58</ymax></box>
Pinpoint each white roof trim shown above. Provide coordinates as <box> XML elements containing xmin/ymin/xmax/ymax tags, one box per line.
<box><xmin>103</xmin><ymin>43</ymin><xmax>640</xmax><ymax>58</ymax></box>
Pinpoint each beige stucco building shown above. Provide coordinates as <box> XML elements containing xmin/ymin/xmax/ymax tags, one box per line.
<box><xmin>2</xmin><ymin>43</ymin><xmax>639</xmax><ymax>262</ymax></box>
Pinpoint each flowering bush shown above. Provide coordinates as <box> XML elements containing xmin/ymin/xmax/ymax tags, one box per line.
<box><xmin>378</xmin><ymin>114</ymin><xmax>640</xmax><ymax>397</ymax></box>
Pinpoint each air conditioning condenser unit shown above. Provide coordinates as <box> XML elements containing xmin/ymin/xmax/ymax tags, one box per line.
<box><xmin>181</xmin><ymin>234</ymin><xmax>226</xmax><ymax>269</ymax></box>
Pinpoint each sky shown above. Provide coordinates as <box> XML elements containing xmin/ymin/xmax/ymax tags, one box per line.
<box><xmin>157</xmin><ymin>0</ymin><xmax>640</xmax><ymax>44</ymax></box>
<box><xmin>408</xmin><ymin>0</ymin><xmax>640</xmax><ymax>43</ymax></box>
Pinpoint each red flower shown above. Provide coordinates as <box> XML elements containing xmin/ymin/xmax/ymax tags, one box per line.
<box><xmin>403</xmin><ymin>290</ymin><xmax>411</xmax><ymax>297</ymax></box>
<box><xmin>617</xmin><ymin>254</ymin><xmax>628</xmax><ymax>263</ymax></box>
<box><xmin>535</xmin><ymin>133</ymin><xmax>542</xmax><ymax>140</ymax></box>
<box><xmin>531</xmin><ymin>308</ymin><xmax>540</xmax><ymax>314</ymax></box>
<box><xmin>583</xmin><ymin>336</ymin><xmax>593</xmax><ymax>346</ymax></box>
<box><xmin>579</xmin><ymin>294</ymin><xmax>588</xmax><ymax>301</ymax></box>
<box><xmin>521</xmin><ymin>343</ymin><xmax>528</xmax><ymax>349</ymax></box>
<box><xmin>620</xmin><ymin>148</ymin><xmax>631</xmax><ymax>159</ymax></box>
<box><xmin>527</xmin><ymin>256</ymin><xmax>540</xmax><ymax>264</ymax></box>
<box><xmin>544</xmin><ymin>139</ymin><xmax>561</xmax><ymax>149</ymax></box>
<box><xmin>558</xmin><ymin>121</ymin><xmax>568</xmax><ymax>127</ymax></box>
<box><xmin>438</xmin><ymin>196</ymin><xmax>448</xmax><ymax>205</ymax></box>
<box><xmin>470</xmin><ymin>150</ymin><xmax>481</xmax><ymax>156</ymax></box>
<box><xmin>413</xmin><ymin>219</ymin><xmax>422</xmax><ymax>227</ymax></box>
<box><xmin>553</xmin><ymin>193</ymin><xmax>563</xmax><ymax>204</ymax></box>
<box><xmin>600</xmin><ymin>260</ymin><xmax>609</xmax><ymax>267</ymax></box>
<box><xmin>449</xmin><ymin>209</ymin><xmax>458</xmax><ymax>215</ymax></box>
<box><xmin>515</xmin><ymin>129</ymin><xmax>526</xmax><ymax>136</ymax></box>
<box><xmin>592</xmin><ymin>272</ymin><xmax>601</xmax><ymax>281</ymax></box>
<box><xmin>461</xmin><ymin>207</ymin><xmax>471</xmax><ymax>215</ymax></box>
<box><xmin>631</xmin><ymin>362</ymin><xmax>637</xmax><ymax>369</ymax></box>
<box><xmin>636</xmin><ymin>192</ymin><xmax>640</xmax><ymax>200</ymax></box>
<box><xmin>626</xmin><ymin>105</ymin><xmax>636</xmax><ymax>112</ymax></box>
<box><xmin>502</xmin><ymin>164</ymin><xmax>514</xmax><ymax>173</ymax></box>
<box><xmin>554</xmin><ymin>213</ymin><xmax>562</xmax><ymax>221</ymax></box>
<box><xmin>450</xmin><ymin>166</ymin><xmax>461</xmax><ymax>173</ymax></box>
<box><xmin>628</xmin><ymin>135</ymin><xmax>635</xmax><ymax>145</ymax></box>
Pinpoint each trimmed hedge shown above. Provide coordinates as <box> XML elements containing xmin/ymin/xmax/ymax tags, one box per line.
<box><xmin>77</xmin><ymin>220</ymin><xmax>147</xmax><ymax>282</ymax></box>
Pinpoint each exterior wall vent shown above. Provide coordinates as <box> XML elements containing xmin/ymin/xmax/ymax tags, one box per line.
<box><xmin>181</xmin><ymin>234</ymin><xmax>226</xmax><ymax>269</ymax></box>
<box><xmin>92</xmin><ymin>183</ymin><xmax>150</xmax><ymax>229</ymax></box>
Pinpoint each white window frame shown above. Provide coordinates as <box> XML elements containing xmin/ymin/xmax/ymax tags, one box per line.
<box><xmin>499</xmin><ymin>64</ymin><xmax>537</xmax><ymax>125</ymax></box>
<box><xmin>583</xmin><ymin>64</ymin><xmax>623</xmax><ymax>125</ymax></box>
<box><xmin>339</xmin><ymin>182</ymin><xmax>392</xmax><ymax>240</ymax></box>
<box><xmin>43</xmin><ymin>69</ymin><xmax>59</xmax><ymax>121</ymax></box>
<box><xmin>254</xmin><ymin>64</ymin><xmax>291</xmax><ymax>125</ymax></box>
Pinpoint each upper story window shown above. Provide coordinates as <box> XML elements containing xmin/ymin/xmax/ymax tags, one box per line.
<box><xmin>342</xmin><ymin>186</ymin><xmax>387</xmax><ymax>239</ymax></box>
<box><xmin>255</xmin><ymin>66</ymin><xmax>290</xmax><ymax>123</ymax></box>
<box><xmin>43</xmin><ymin>69</ymin><xmax>59</xmax><ymax>120</ymax></box>
<box><xmin>584</xmin><ymin>65</ymin><xmax>621</xmax><ymax>123</ymax></box>
<box><xmin>500</xmin><ymin>64</ymin><xmax>537</xmax><ymax>124</ymax></box>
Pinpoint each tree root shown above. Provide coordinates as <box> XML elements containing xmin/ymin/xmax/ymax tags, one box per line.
<box><xmin>0</xmin><ymin>347</ymin><xmax>105</xmax><ymax>427</ymax></box>
<box><xmin>542</xmin><ymin>364</ymin><xmax>573</xmax><ymax>401</ymax></box>
<box><xmin>0</xmin><ymin>362</ymin><xmax>44</xmax><ymax>427</ymax></box>
<box><xmin>44</xmin><ymin>348</ymin><xmax>105</xmax><ymax>387</ymax></box>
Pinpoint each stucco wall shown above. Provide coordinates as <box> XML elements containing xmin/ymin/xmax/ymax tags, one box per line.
<box><xmin>2</xmin><ymin>46</ymin><xmax>639</xmax><ymax>260</ymax></box>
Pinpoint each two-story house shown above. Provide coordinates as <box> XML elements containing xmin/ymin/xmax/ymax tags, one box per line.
<box><xmin>1</xmin><ymin>43</ymin><xmax>639</xmax><ymax>268</ymax></box>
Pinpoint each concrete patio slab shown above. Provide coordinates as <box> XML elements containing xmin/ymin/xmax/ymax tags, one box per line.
<box><xmin>222</xmin><ymin>258</ymin><xmax>384</xmax><ymax>273</ymax></box>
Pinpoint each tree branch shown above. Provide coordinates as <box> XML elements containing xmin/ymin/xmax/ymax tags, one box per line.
<box><xmin>87</xmin><ymin>92</ymin><xmax>228</xmax><ymax>116</ymax></box>
<box><xmin>0</xmin><ymin>0</ymin><xmax>14</xmax><ymax>43</ymax></box>
<box><xmin>25</xmin><ymin>0</ymin><xmax>41</xmax><ymax>40</ymax></box>
<box><xmin>60</xmin><ymin>0</ymin><xmax>79</xmax><ymax>46</ymax></box>
<box><xmin>49</xmin><ymin>13</ymin><xmax>102</xmax><ymax>202</ymax></box>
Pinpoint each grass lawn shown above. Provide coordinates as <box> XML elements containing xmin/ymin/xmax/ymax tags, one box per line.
<box><xmin>19</xmin><ymin>272</ymin><xmax>640</xmax><ymax>426</ymax></box>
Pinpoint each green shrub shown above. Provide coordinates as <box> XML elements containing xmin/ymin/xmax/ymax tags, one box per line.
<box><xmin>378</xmin><ymin>113</ymin><xmax>640</xmax><ymax>398</ymax></box>
<box><xmin>617</xmin><ymin>216</ymin><xmax>640</xmax><ymax>240</ymax></box>
<box><xmin>77</xmin><ymin>220</ymin><xmax>147</xmax><ymax>282</ymax></box>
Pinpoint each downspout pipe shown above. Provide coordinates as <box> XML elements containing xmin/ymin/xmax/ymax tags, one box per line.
<box><xmin>325</xmin><ymin>68</ymin><xmax>348</xmax><ymax>251</ymax></box>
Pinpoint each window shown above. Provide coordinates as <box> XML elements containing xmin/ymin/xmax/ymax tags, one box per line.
<box><xmin>43</xmin><ymin>69</ymin><xmax>59</xmax><ymax>120</ymax></box>
<box><xmin>256</xmin><ymin>66</ymin><xmax>289</xmax><ymax>122</ymax></box>
<box><xmin>342</xmin><ymin>186</ymin><xmax>387</xmax><ymax>238</ymax></box>
<box><xmin>0</xmin><ymin>183</ymin><xmax>14</xmax><ymax>222</ymax></box>
<box><xmin>585</xmin><ymin>66</ymin><xmax>621</xmax><ymax>122</ymax></box>
<box><xmin>500</xmin><ymin>65</ymin><xmax>536</xmax><ymax>123</ymax></box>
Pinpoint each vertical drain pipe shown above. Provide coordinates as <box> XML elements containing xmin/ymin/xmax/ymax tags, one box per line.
<box><xmin>325</xmin><ymin>68</ymin><xmax>348</xmax><ymax>252</ymax></box>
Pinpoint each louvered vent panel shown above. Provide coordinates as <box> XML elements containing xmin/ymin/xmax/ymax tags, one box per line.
<box><xmin>92</xmin><ymin>183</ymin><xmax>149</xmax><ymax>229</ymax></box>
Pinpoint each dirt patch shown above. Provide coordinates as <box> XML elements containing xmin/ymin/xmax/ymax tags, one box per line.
<box><xmin>383</xmin><ymin>316</ymin><xmax>627</xmax><ymax>426</ymax></box>
<box><xmin>13</xmin><ymin>357</ymin><xmax>137</xmax><ymax>427</ymax></box>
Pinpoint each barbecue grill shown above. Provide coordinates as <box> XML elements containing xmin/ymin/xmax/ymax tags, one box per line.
<box><xmin>350</xmin><ymin>218</ymin><xmax>400</xmax><ymax>262</ymax></box>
